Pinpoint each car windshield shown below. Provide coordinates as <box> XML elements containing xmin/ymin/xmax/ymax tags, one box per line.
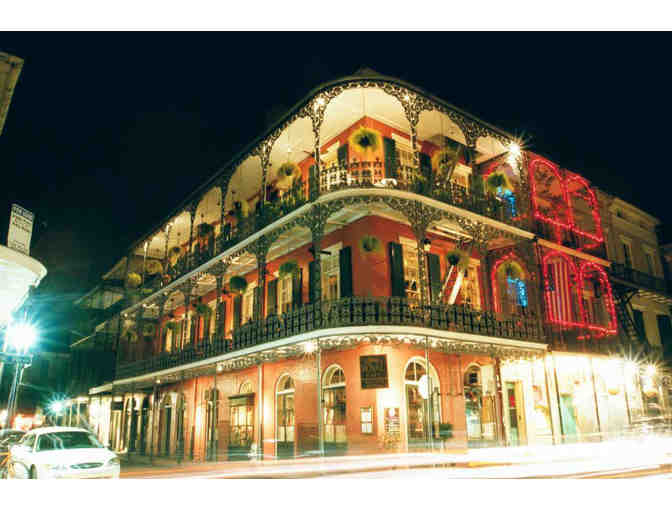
<box><xmin>38</xmin><ymin>431</ymin><xmax>104</xmax><ymax>451</ymax></box>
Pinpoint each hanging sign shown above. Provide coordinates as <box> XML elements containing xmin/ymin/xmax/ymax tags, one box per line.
<box><xmin>360</xmin><ymin>355</ymin><xmax>389</xmax><ymax>389</ymax></box>
<box><xmin>7</xmin><ymin>203</ymin><xmax>34</xmax><ymax>255</ymax></box>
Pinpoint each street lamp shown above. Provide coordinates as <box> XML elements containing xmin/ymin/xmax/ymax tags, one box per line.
<box><xmin>1</xmin><ymin>320</ymin><xmax>37</xmax><ymax>429</ymax></box>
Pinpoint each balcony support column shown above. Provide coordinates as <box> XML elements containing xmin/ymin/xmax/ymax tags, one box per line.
<box><xmin>209</xmin><ymin>259</ymin><xmax>230</xmax><ymax>340</ymax></box>
<box><xmin>163</xmin><ymin>222</ymin><xmax>173</xmax><ymax>275</ymax></box>
<box><xmin>156</xmin><ymin>295</ymin><xmax>168</xmax><ymax>355</ymax></box>
<box><xmin>134</xmin><ymin>309</ymin><xmax>143</xmax><ymax>361</ymax></box>
<box><xmin>180</xmin><ymin>279</ymin><xmax>195</xmax><ymax>350</ymax></box>
<box><xmin>249</xmin><ymin>238</ymin><xmax>271</xmax><ymax>321</ymax></box>
<box><xmin>187</xmin><ymin>202</ymin><xmax>198</xmax><ymax>271</ymax></box>
<box><xmin>215</xmin><ymin>177</ymin><xmax>229</xmax><ymax>252</ymax></box>
<box><xmin>308</xmin><ymin>96</ymin><xmax>327</xmax><ymax>200</ymax></box>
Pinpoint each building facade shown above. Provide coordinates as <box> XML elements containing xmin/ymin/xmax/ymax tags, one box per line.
<box><xmin>71</xmin><ymin>69</ymin><xmax>671</xmax><ymax>461</ymax></box>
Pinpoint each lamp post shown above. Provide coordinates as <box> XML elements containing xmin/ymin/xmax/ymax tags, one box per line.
<box><xmin>1</xmin><ymin>321</ymin><xmax>37</xmax><ymax>429</ymax></box>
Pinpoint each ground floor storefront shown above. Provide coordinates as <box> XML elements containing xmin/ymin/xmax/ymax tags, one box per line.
<box><xmin>71</xmin><ymin>335</ymin><xmax>670</xmax><ymax>462</ymax></box>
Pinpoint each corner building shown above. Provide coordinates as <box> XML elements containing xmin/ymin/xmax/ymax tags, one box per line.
<box><xmin>77</xmin><ymin>69</ymin><xmax>671</xmax><ymax>461</ymax></box>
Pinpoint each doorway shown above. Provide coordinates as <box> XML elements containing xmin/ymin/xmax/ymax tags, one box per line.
<box><xmin>505</xmin><ymin>381</ymin><xmax>527</xmax><ymax>446</ymax></box>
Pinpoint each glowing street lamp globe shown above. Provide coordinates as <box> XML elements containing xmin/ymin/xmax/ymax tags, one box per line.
<box><xmin>50</xmin><ymin>400</ymin><xmax>65</xmax><ymax>415</ymax></box>
<box><xmin>5</xmin><ymin>321</ymin><xmax>37</xmax><ymax>353</ymax></box>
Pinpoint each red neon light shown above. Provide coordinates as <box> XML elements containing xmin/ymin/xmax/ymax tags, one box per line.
<box><xmin>541</xmin><ymin>250</ymin><xmax>617</xmax><ymax>337</ymax></box>
<box><xmin>491</xmin><ymin>252</ymin><xmax>526</xmax><ymax>314</ymax></box>
<box><xmin>528</xmin><ymin>156</ymin><xmax>605</xmax><ymax>247</ymax></box>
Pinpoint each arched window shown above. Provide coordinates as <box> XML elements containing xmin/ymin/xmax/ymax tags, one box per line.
<box><xmin>323</xmin><ymin>366</ymin><xmax>346</xmax><ymax>451</ymax></box>
<box><xmin>529</xmin><ymin>159</ymin><xmax>571</xmax><ymax>241</ymax></box>
<box><xmin>566</xmin><ymin>174</ymin><xmax>604</xmax><ymax>247</ymax></box>
<box><xmin>543</xmin><ymin>251</ymin><xmax>580</xmax><ymax>327</ymax></box>
<box><xmin>404</xmin><ymin>359</ymin><xmax>440</xmax><ymax>444</ymax></box>
<box><xmin>491</xmin><ymin>255</ymin><xmax>528</xmax><ymax>315</ymax></box>
<box><xmin>276</xmin><ymin>375</ymin><xmax>295</xmax><ymax>458</ymax></box>
<box><xmin>578</xmin><ymin>262</ymin><xmax>617</xmax><ymax>335</ymax></box>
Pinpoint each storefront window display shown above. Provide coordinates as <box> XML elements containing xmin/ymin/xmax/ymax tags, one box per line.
<box><xmin>590</xmin><ymin>358</ymin><xmax>629</xmax><ymax>437</ymax></box>
<box><xmin>404</xmin><ymin>359</ymin><xmax>440</xmax><ymax>447</ymax></box>
<box><xmin>323</xmin><ymin>365</ymin><xmax>347</xmax><ymax>455</ymax></box>
<box><xmin>552</xmin><ymin>355</ymin><xmax>600</xmax><ymax>443</ymax></box>
<box><xmin>463</xmin><ymin>364</ymin><xmax>498</xmax><ymax>447</ymax></box>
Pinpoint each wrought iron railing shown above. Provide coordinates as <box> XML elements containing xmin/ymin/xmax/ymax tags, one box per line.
<box><xmin>115</xmin><ymin>297</ymin><xmax>543</xmax><ymax>379</ymax></box>
<box><xmin>610</xmin><ymin>262</ymin><xmax>670</xmax><ymax>295</ymax></box>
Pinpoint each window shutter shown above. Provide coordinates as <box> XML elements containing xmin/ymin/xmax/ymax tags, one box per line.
<box><xmin>388</xmin><ymin>242</ymin><xmax>405</xmax><ymax>298</ymax></box>
<box><xmin>419</xmin><ymin>152</ymin><xmax>432</xmax><ymax>185</ymax></box>
<box><xmin>219</xmin><ymin>300</ymin><xmax>227</xmax><ymax>337</ymax></box>
<box><xmin>426</xmin><ymin>253</ymin><xmax>441</xmax><ymax>303</ymax></box>
<box><xmin>267</xmin><ymin>279</ymin><xmax>278</xmax><ymax>316</ymax></box>
<box><xmin>337</xmin><ymin>144</ymin><xmax>349</xmax><ymax>167</ymax></box>
<box><xmin>339</xmin><ymin>246</ymin><xmax>353</xmax><ymax>298</ymax></box>
<box><xmin>233</xmin><ymin>296</ymin><xmax>242</xmax><ymax>329</ymax></box>
<box><xmin>292</xmin><ymin>268</ymin><xmax>303</xmax><ymax>307</ymax></box>
<box><xmin>383</xmin><ymin>137</ymin><xmax>397</xmax><ymax>179</ymax></box>
<box><xmin>309</xmin><ymin>260</ymin><xmax>317</xmax><ymax>303</ymax></box>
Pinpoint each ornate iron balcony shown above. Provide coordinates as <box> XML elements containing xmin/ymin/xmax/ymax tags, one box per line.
<box><xmin>610</xmin><ymin>262</ymin><xmax>670</xmax><ymax>295</ymax></box>
<box><xmin>115</xmin><ymin>297</ymin><xmax>543</xmax><ymax>380</ymax></box>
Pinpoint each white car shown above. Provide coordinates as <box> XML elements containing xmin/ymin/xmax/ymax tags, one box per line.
<box><xmin>7</xmin><ymin>426</ymin><xmax>120</xmax><ymax>479</ymax></box>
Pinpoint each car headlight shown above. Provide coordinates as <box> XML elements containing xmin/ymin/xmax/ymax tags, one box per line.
<box><xmin>107</xmin><ymin>456</ymin><xmax>120</xmax><ymax>466</ymax></box>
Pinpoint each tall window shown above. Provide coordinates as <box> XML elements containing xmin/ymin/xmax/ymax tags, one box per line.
<box><xmin>400</xmin><ymin>238</ymin><xmax>420</xmax><ymax>302</ymax></box>
<box><xmin>644</xmin><ymin>250</ymin><xmax>656</xmax><ymax>276</ymax></box>
<box><xmin>323</xmin><ymin>366</ymin><xmax>346</xmax><ymax>447</ymax></box>
<box><xmin>242</xmin><ymin>283</ymin><xmax>256</xmax><ymax>323</ymax></box>
<box><xmin>321</xmin><ymin>248</ymin><xmax>340</xmax><ymax>301</ymax></box>
<box><xmin>622</xmin><ymin>241</ymin><xmax>633</xmax><ymax>268</ymax></box>
<box><xmin>395</xmin><ymin>142</ymin><xmax>418</xmax><ymax>185</ymax></box>
<box><xmin>279</xmin><ymin>275</ymin><xmax>293</xmax><ymax>313</ymax></box>
<box><xmin>460</xmin><ymin>261</ymin><xmax>482</xmax><ymax>310</ymax></box>
<box><xmin>543</xmin><ymin>253</ymin><xmax>579</xmax><ymax>326</ymax></box>
<box><xmin>276</xmin><ymin>375</ymin><xmax>295</xmax><ymax>457</ymax></box>
<box><xmin>494</xmin><ymin>259</ymin><xmax>528</xmax><ymax>315</ymax></box>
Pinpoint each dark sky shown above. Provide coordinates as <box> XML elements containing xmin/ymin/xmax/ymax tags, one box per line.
<box><xmin>1</xmin><ymin>32</ymin><xmax>671</xmax><ymax>345</ymax></box>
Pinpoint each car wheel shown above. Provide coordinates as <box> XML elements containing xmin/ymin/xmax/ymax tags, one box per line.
<box><xmin>29</xmin><ymin>466</ymin><xmax>37</xmax><ymax>479</ymax></box>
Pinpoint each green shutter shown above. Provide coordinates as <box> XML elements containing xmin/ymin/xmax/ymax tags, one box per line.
<box><xmin>292</xmin><ymin>268</ymin><xmax>303</xmax><ymax>307</ymax></box>
<box><xmin>419</xmin><ymin>152</ymin><xmax>432</xmax><ymax>188</ymax></box>
<box><xmin>383</xmin><ymin>137</ymin><xmax>397</xmax><ymax>179</ymax></box>
<box><xmin>220</xmin><ymin>300</ymin><xmax>227</xmax><ymax>337</ymax></box>
<box><xmin>427</xmin><ymin>253</ymin><xmax>442</xmax><ymax>303</ymax></box>
<box><xmin>309</xmin><ymin>260</ymin><xmax>318</xmax><ymax>303</ymax></box>
<box><xmin>388</xmin><ymin>242</ymin><xmax>405</xmax><ymax>298</ymax></box>
<box><xmin>337</xmin><ymin>144</ymin><xmax>349</xmax><ymax>167</ymax></box>
<box><xmin>267</xmin><ymin>279</ymin><xmax>278</xmax><ymax>316</ymax></box>
<box><xmin>339</xmin><ymin>247</ymin><xmax>353</xmax><ymax>298</ymax></box>
<box><xmin>233</xmin><ymin>296</ymin><xmax>242</xmax><ymax>329</ymax></box>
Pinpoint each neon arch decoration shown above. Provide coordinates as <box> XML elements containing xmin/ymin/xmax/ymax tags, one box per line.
<box><xmin>491</xmin><ymin>253</ymin><xmax>528</xmax><ymax>314</ymax></box>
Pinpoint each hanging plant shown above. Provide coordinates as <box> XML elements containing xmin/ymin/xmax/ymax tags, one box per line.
<box><xmin>276</xmin><ymin>162</ymin><xmax>300</xmax><ymax>191</ymax></box>
<box><xmin>142</xmin><ymin>323</ymin><xmax>156</xmax><ymax>337</ymax></box>
<box><xmin>195</xmin><ymin>303</ymin><xmax>212</xmax><ymax>317</ymax></box>
<box><xmin>445</xmin><ymin>249</ymin><xmax>470</xmax><ymax>272</ymax></box>
<box><xmin>486</xmin><ymin>171</ymin><xmax>512</xmax><ymax>194</ymax></box>
<box><xmin>279</xmin><ymin>260</ymin><xmax>299</xmax><ymax>278</ymax></box>
<box><xmin>124</xmin><ymin>329</ymin><xmax>138</xmax><ymax>343</ymax></box>
<box><xmin>348</xmin><ymin>126</ymin><xmax>381</xmax><ymax>155</ymax></box>
<box><xmin>145</xmin><ymin>259</ymin><xmax>164</xmax><ymax>276</ymax></box>
<box><xmin>126</xmin><ymin>272</ymin><xmax>142</xmax><ymax>289</ymax></box>
<box><xmin>432</xmin><ymin>146</ymin><xmax>460</xmax><ymax>180</ymax></box>
<box><xmin>165</xmin><ymin>321</ymin><xmax>177</xmax><ymax>331</ymax></box>
<box><xmin>358</xmin><ymin>235</ymin><xmax>382</xmax><ymax>255</ymax></box>
<box><xmin>197</xmin><ymin>222</ymin><xmax>214</xmax><ymax>238</ymax></box>
<box><xmin>229</xmin><ymin>276</ymin><xmax>248</xmax><ymax>294</ymax></box>
<box><xmin>502</xmin><ymin>261</ymin><xmax>524</xmax><ymax>280</ymax></box>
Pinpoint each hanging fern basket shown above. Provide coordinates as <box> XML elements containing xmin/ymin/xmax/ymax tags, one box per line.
<box><xmin>486</xmin><ymin>171</ymin><xmax>512</xmax><ymax>194</ymax></box>
<box><xmin>142</xmin><ymin>323</ymin><xmax>156</xmax><ymax>337</ymax></box>
<box><xmin>358</xmin><ymin>235</ymin><xmax>382</xmax><ymax>256</ymax></box>
<box><xmin>276</xmin><ymin>162</ymin><xmax>300</xmax><ymax>191</ymax></box>
<box><xmin>501</xmin><ymin>260</ymin><xmax>524</xmax><ymax>280</ymax></box>
<box><xmin>197</xmin><ymin>222</ymin><xmax>214</xmax><ymax>238</ymax></box>
<box><xmin>145</xmin><ymin>259</ymin><xmax>164</xmax><ymax>276</ymax></box>
<box><xmin>279</xmin><ymin>260</ymin><xmax>299</xmax><ymax>278</ymax></box>
<box><xmin>165</xmin><ymin>321</ymin><xmax>177</xmax><ymax>331</ymax></box>
<box><xmin>195</xmin><ymin>303</ymin><xmax>211</xmax><ymax>317</ymax></box>
<box><xmin>348</xmin><ymin>126</ymin><xmax>381</xmax><ymax>155</ymax></box>
<box><xmin>431</xmin><ymin>147</ymin><xmax>459</xmax><ymax>173</ymax></box>
<box><xmin>229</xmin><ymin>276</ymin><xmax>248</xmax><ymax>294</ymax></box>
<box><xmin>445</xmin><ymin>249</ymin><xmax>470</xmax><ymax>272</ymax></box>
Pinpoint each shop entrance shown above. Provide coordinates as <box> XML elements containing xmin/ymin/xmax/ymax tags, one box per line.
<box><xmin>159</xmin><ymin>397</ymin><xmax>173</xmax><ymax>456</ymax></box>
<box><xmin>464</xmin><ymin>365</ymin><xmax>498</xmax><ymax>447</ymax></box>
<box><xmin>228</xmin><ymin>392</ymin><xmax>254</xmax><ymax>461</ymax></box>
<box><xmin>276</xmin><ymin>375</ymin><xmax>295</xmax><ymax>459</ymax></box>
<box><xmin>139</xmin><ymin>397</ymin><xmax>149</xmax><ymax>454</ymax></box>
<box><xmin>323</xmin><ymin>366</ymin><xmax>347</xmax><ymax>456</ymax></box>
<box><xmin>505</xmin><ymin>381</ymin><xmax>527</xmax><ymax>446</ymax></box>
<box><xmin>404</xmin><ymin>359</ymin><xmax>440</xmax><ymax>450</ymax></box>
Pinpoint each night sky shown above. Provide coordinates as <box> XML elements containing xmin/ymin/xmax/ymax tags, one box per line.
<box><xmin>2</xmin><ymin>32</ymin><xmax>670</xmax><ymax>348</ymax></box>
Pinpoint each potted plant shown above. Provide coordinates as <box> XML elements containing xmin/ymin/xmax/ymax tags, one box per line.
<box><xmin>126</xmin><ymin>272</ymin><xmax>142</xmax><ymax>289</ymax></box>
<box><xmin>276</xmin><ymin>162</ymin><xmax>300</xmax><ymax>191</ymax></box>
<box><xmin>195</xmin><ymin>303</ymin><xmax>212</xmax><ymax>317</ymax></box>
<box><xmin>168</xmin><ymin>246</ymin><xmax>182</xmax><ymax>266</ymax></box>
<box><xmin>197</xmin><ymin>222</ymin><xmax>214</xmax><ymax>238</ymax></box>
<box><xmin>486</xmin><ymin>171</ymin><xmax>511</xmax><ymax>195</ymax></box>
<box><xmin>358</xmin><ymin>235</ymin><xmax>382</xmax><ymax>257</ymax></box>
<box><xmin>165</xmin><ymin>321</ymin><xmax>177</xmax><ymax>331</ymax></box>
<box><xmin>142</xmin><ymin>323</ymin><xmax>156</xmax><ymax>338</ymax></box>
<box><xmin>279</xmin><ymin>260</ymin><xmax>299</xmax><ymax>278</ymax></box>
<box><xmin>445</xmin><ymin>249</ymin><xmax>470</xmax><ymax>272</ymax></box>
<box><xmin>348</xmin><ymin>126</ymin><xmax>381</xmax><ymax>155</ymax></box>
<box><xmin>229</xmin><ymin>276</ymin><xmax>248</xmax><ymax>294</ymax></box>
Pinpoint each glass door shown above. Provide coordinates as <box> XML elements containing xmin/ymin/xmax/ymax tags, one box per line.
<box><xmin>228</xmin><ymin>399</ymin><xmax>254</xmax><ymax>460</ymax></box>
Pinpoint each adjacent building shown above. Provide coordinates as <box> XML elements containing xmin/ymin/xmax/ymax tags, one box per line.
<box><xmin>70</xmin><ymin>69</ymin><xmax>671</xmax><ymax>461</ymax></box>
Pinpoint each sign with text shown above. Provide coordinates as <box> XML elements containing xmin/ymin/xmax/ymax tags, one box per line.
<box><xmin>360</xmin><ymin>354</ymin><xmax>389</xmax><ymax>389</ymax></box>
<box><xmin>7</xmin><ymin>203</ymin><xmax>34</xmax><ymax>255</ymax></box>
